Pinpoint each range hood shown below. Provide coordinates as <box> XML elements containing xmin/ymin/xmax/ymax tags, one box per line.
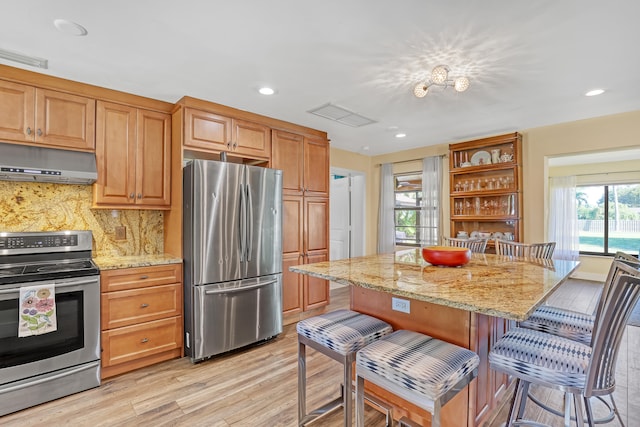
<box><xmin>0</xmin><ymin>142</ymin><xmax>97</xmax><ymax>185</ymax></box>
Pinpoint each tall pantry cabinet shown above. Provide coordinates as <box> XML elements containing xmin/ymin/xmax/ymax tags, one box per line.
<box><xmin>271</xmin><ymin>130</ymin><xmax>330</xmax><ymax>323</ymax></box>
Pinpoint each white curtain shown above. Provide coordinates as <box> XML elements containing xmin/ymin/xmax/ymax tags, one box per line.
<box><xmin>377</xmin><ymin>163</ymin><xmax>396</xmax><ymax>253</ymax></box>
<box><xmin>548</xmin><ymin>175</ymin><xmax>579</xmax><ymax>260</ymax></box>
<box><xmin>422</xmin><ymin>156</ymin><xmax>443</xmax><ymax>246</ymax></box>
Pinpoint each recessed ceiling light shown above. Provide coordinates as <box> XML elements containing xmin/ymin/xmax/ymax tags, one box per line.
<box><xmin>395</xmin><ymin>133</ymin><xmax>407</xmax><ymax>138</ymax></box>
<box><xmin>258</xmin><ymin>87</ymin><xmax>275</xmax><ymax>95</ymax></box>
<box><xmin>585</xmin><ymin>89</ymin><xmax>605</xmax><ymax>97</ymax></box>
<box><xmin>53</xmin><ymin>19</ymin><xmax>88</xmax><ymax>36</ymax></box>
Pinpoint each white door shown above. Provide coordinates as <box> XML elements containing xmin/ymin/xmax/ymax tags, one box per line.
<box><xmin>330</xmin><ymin>175</ymin><xmax>350</xmax><ymax>260</ymax></box>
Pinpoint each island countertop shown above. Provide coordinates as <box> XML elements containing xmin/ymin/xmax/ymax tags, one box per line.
<box><xmin>290</xmin><ymin>249</ymin><xmax>580</xmax><ymax>321</ymax></box>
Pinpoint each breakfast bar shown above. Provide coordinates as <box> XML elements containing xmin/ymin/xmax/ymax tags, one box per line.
<box><xmin>290</xmin><ymin>249</ymin><xmax>580</xmax><ymax>427</ymax></box>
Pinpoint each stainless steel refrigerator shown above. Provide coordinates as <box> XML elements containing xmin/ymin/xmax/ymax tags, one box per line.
<box><xmin>183</xmin><ymin>159</ymin><xmax>283</xmax><ymax>363</ymax></box>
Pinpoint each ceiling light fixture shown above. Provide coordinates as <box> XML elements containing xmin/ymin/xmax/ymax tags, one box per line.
<box><xmin>585</xmin><ymin>89</ymin><xmax>605</xmax><ymax>97</ymax></box>
<box><xmin>258</xmin><ymin>87</ymin><xmax>275</xmax><ymax>95</ymax></box>
<box><xmin>413</xmin><ymin>65</ymin><xmax>470</xmax><ymax>98</ymax></box>
<box><xmin>0</xmin><ymin>48</ymin><xmax>48</xmax><ymax>69</ymax></box>
<box><xmin>53</xmin><ymin>19</ymin><xmax>88</xmax><ymax>36</ymax></box>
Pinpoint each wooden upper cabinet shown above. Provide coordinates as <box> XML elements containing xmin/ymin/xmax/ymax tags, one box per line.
<box><xmin>272</xmin><ymin>130</ymin><xmax>304</xmax><ymax>195</ymax></box>
<box><xmin>303</xmin><ymin>136</ymin><xmax>329</xmax><ymax>197</ymax></box>
<box><xmin>183</xmin><ymin>108</ymin><xmax>231</xmax><ymax>152</ymax></box>
<box><xmin>0</xmin><ymin>80</ymin><xmax>35</xmax><ymax>142</ymax></box>
<box><xmin>94</xmin><ymin>101</ymin><xmax>171</xmax><ymax>209</ymax></box>
<box><xmin>0</xmin><ymin>80</ymin><xmax>95</xmax><ymax>151</ymax></box>
<box><xmin>36</xmin><ymin>89</ymin><xmax>95</xmax><ymax>150</ymax></box>
<box><xmin>183</xmin><ymin>107</ymin><xmax>270</xmax><ymax>159</ymax></box>
<box><xmin>136</xmin><ymin>109</ymin><xmax>171</xmax><ymax>207</ymax></box>
<box><xmin>272</xmin><ymin>130</ymin><xmax>329</xmax><ymax>197</ymax></box>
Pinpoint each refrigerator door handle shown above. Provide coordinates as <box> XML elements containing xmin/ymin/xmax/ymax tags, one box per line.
<box><xmin>239</xmin><ymin>183</ymin><xmax>247</xmax><ymax>262</ymax></box>
<box><xmin>204</xmin><ymin>279</ymin><xmax>278</xmax><ymax>295</ymax></box>
<box><xmin>246</xmin><ymin>183</ymin><xmax>253</xmax><ymax>261</ymax></box>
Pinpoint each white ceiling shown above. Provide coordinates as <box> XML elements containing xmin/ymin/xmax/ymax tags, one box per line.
<box><xmin>2</xmin><ymin>1</ymin><xmax>640</xmax><ymax>156</ymax></box>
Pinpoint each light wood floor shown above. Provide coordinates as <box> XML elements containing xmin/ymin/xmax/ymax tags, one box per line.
<box><xmin>2</xmin><ymin>280</ymin><xmax>638</xmax><ymax>426</ymax></box>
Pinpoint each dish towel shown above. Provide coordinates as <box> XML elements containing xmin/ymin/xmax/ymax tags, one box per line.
<box><xmin>18</xmin><ymin>283</ymin><xmax>57</xmax><ymax>337</ymax></box>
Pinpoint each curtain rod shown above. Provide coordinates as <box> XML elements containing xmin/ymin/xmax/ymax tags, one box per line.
<box><xmin>551</xmin><ymin>170</ymin><xmax>639</xmax><ymax>178</ymax></box>
<box><xmin>376</xmin><ymin>153</ymin><xmax>447</xmax><ymax>166</ymax></box>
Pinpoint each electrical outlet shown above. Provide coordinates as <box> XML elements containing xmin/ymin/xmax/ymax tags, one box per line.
<box><xmin>392</xmin><ymin>297</ymin><xmax>410</xmax><ymax>314</ymax></box>
<box><xmin>115</xmin><ymin>226</ymin><xmax>126</xmax><ymax>241</ymax></box>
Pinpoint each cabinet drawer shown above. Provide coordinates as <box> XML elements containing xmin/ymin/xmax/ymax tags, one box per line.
<box><xmin>101</xmin><ymin>263</ymin><xmax>182</xmax><ymax>292</ymax></box>
<box><xmin>101</xmin><ymin>283</ymin><xmax>182</xmax><ymax>329</ymax></box>
<box><xmin>101</xmin><ymin>316</ymin><xmax>182</xmax><ymax>367</ymax></box>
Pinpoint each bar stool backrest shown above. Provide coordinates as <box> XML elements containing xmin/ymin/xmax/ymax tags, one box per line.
<box><xmin>442</xmin><ymin>236</ymin><xmax>488</xmax><ymax>253</ymax></box>
<box><xmin>585</xmin><ymin>264</ymin><xmax>640</xmax><ymax>396</ymax></box>
<box><xmin>590</xmin><ymin>255</ymin><xmax>640</xmax><ymax>346</ymax></box>
<box><xmin>494</xmin><ymin>239</ymin><xmax>555</xmax><ymax>259</ymax></box>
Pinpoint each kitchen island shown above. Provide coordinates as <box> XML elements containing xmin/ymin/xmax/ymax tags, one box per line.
<box><xmin>290</xmin><ymin>249</ymin><xmax>580</xmax><ymax>427</ymax></box>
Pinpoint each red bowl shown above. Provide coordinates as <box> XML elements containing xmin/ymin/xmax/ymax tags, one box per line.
<box><xmin>421</xmin><ymin>246</ymin><xmax>472</xmax><ymax>267</ymax></box>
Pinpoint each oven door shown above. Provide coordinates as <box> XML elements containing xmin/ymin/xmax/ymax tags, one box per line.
<box><xmin>0</xmin><ymin>275</ymin><xmax>100</xmax><ymax>386</ymax></box>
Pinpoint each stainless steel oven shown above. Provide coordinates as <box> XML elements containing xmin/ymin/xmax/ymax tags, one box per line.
<box><xmin>0</xmin><ymin>231</ymin><xmax>100</xmax><ymax>416</ymax></box>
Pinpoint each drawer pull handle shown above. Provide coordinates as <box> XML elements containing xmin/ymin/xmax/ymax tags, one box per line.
<box><xmin>139</xmin><ymin>275</ymin><xmax>149</xmax><ymax>279</ymax></box>
<box><xmin>141</xmin><ymin>338</ymin><xmax>149</xmax><ymax>343</ymax></box>
<box><xmin>140</xmin><ymin>303</ymin><xmax>149</xmax><ymax>308</ymax></box>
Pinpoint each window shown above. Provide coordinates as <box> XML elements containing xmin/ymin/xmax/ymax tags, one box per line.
<box><xmin>577</xmin><ymin>183</ymin><xmax>640</xmax><ymax>256</ymax></box>
<box><xmin>395</xmin><ymin>173</ymin><xmax>432</xmax><ymax>246</ymax></box>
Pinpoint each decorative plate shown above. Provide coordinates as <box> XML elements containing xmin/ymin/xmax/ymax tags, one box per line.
<box><xmin>493</xmin><ymin>232</ymin><xmax>504</xmax><ymax>240</ymax></box>
<box><xmin>470</xmin><ymin>231</ymin><xmax>479</xmax><ymax>238</ymax></box>
<box><xmin>471</xmin><ymin>150</ymin><xmax>491</xmax><ymax>166</ymax></box>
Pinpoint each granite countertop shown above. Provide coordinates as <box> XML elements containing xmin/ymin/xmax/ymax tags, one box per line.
<box><xmin>93</xmin><ymin>253</ymin><xmax>183</xmax><ymax>270</ymax></box>
<box><xmin>290</xmin><ymin>249</ymin><xmax>580</xmax><ymax>321</ymax></box>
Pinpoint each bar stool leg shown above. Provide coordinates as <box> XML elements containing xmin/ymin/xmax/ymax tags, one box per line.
<box><xmin>298</xmin><ymin>340</ymin><xmax>306</xmax><ymax>425</ymax></box>
<box><xmin>344</xmin><ymin>354</ymin><xmax>353</xmax><ymax>426</ymax></box>
<box><xmin>355</xmin><ymin>374</ymin><xmax>365</xmax><ymax>427</ymax></box>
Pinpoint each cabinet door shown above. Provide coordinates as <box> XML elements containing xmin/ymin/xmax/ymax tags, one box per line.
<box><xmin>304</xmin><ymin>251</ymin><xmax>329</xmax><ymax>310</ymax></box>
<box><xmin>304</xmin><ymin>136</ymin><xmax>329</xmax><ymax>197</ymax></box>
<box><xmin>232</xmin><ymin>118</ymin><xmax>271</xmax><ymax>158</ymax></box>
<box><xmin>0</xmin><ymin>80</ymin><xmax>34</xmax><ymax>142</ymax></box>
<box><xmin>35</xmin><ymin>89</ymin><xmax>95</xmax><ymax>150</ymax></box>
<box><xmin>94</xmin><ymin>101</ymin><xmax>136</xmax><ymax>205</ymax></box>
<box><xmin>282</xmin><ymin>253</ymin><xmax>304</xmax><ymax>314</ymax></box>
<box><xmin>305</xmin><ymin>197</ymin><xmax>329</xmax><ymax>253</ymax></box>
<box><xmin>136</xmin><ymin>109</ymin><xmax>171</xmax><ymax>207</ymax></box>
<box><xmin>272</xmin><ymin>130</ymin><xmax>304</xmax><ymax>195</ymax></box>
<box><xmin>183</xmin><ymin>108</ymin><xmax>231</xmax><ymax>151</ymax></box>
<box><xmin>282</xmin><ymin>196</ymin><xmax>304</xmax><ymax>314</ymax></box>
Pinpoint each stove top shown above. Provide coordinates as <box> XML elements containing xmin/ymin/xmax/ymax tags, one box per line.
<box><xmin>0</xmin><ymin>231</ymin><xmax>99</xmax><ymax>285</ymax></box>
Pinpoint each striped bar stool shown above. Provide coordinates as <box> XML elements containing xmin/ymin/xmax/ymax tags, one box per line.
<box><xmin>297</xmin><ymin>309</ymin><xmax>393</xmax><ymax>426</ymax></box>
<box><xmin>355</xmin><ymin>330</ymin><xmax>479</xmax><ymax>427</ymax></box>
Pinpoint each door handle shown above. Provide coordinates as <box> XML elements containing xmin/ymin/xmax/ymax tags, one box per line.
<box><xmin>246</xmin><ymin>184</ymin><xmax>253</xmax><ymax>261</ymax></box>
<box><xmin>204</xmin><ymin>279</ymin><xmax>278</xmax><ymax>295</ymax></box>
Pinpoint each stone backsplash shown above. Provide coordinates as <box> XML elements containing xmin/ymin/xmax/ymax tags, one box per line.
<box><xmin>0</xmin><ymin>181</ymin><xmax>164</xmax><ymax>257</ymax></box>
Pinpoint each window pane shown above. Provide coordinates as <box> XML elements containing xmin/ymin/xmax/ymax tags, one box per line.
<box><xmin>607</xmin><ymin>184</ymin><xmax>640</xmax><ymax>255</ymax></box>
<box><xmin>577</xmin><ymin>186</ymin><xmax>605</xmax><ymax>253</ymax></box>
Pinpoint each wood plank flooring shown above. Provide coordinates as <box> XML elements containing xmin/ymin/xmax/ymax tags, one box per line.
<box><xmin>2</xmin><ymin>280</ymin><xmax>638</xmax><ymax>426</ymax></box>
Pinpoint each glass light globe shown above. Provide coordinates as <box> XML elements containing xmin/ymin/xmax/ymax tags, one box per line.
<box><xmin>413</xmin><ymin>83</ymin><xmax>429</xmax><ymax>98</ymax></box>
<box><xmin>454</xmin><ymin>76</ymin><xmax>470</xmax><ymax>92</ymax></box>
<box><xmin>431</xmin><ymin>65</ymin><xmax>449</xmax><ymax>84</ymax></box>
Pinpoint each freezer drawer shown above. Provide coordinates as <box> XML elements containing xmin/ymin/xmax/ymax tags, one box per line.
<box><xmin>188</xmin><ymin>274</ymin><xmax>282</xmax><ymax>362</ymax></box>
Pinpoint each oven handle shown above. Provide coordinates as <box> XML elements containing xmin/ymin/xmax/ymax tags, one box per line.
<box><xmin>0</xmin><ymin>277</ymin><xmax>98</xmax><ymax>294</ymax></box>
<box><xmin>204</xmin><ymin>279</ymin><xmax>278</xmax><ymax>295</ymax></box>
<box><xmin>0</xmin><ymin>360</ymin><xmax>100</xmax><ymax>395</ymax></box>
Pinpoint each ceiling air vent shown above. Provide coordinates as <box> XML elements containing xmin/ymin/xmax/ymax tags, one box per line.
<box><xmin>308</xmin><ymin>103</ymin><xmax>377</xmax><ymax>127</ymax></box>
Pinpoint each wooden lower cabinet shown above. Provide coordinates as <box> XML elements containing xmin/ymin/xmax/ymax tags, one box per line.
<box><xmin>351</xmin><ymin>287</ymin><xmax>512</xmax><ymax>427</ymax></box>
<box><xmin>100</xmin><ymin>263</ymin><xmax>183</xmax><ymax>379</ymax></box>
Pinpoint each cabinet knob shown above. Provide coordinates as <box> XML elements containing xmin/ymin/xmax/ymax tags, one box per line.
<box><xmin>139</xmin><ymin>275</ymin><xmax>149</xmax><ymax>279</ymax></box>
<box><xmin>37</xmin><ymin>128</ymin><xmax>43</xmax><ymax>137</ymax></box>
<box><xmin>226</xmin><ymin>141</ymin><xmax>231</xmax><ymax>149</ymax></box>
<box><xmin>137</xmin><ymin>193</ymin><xmax>142</xmax><ymax>199</ymax></box>
<box><xmin>141</xmin><ymin>338</ymin><xmax>149</xmax><ymax>344</ymax></box>
<box><xmin>140</xmin><ymin>303</ymin><xmax>149</xmax><ymax>308</ymax></box>
<box><xmin>26</xmin><ymin>127</ymin><xmax>32</xmax><ymax>135</ymax></box>
<box><xmin>129</xmin><ymin>193</ymin><xmax>135</xmax><ymax>199</ymax></box>
<box><xmin>233</xmin><ymin>142</ymin><xmax>237</xmax><ymax>149</ymax></box>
